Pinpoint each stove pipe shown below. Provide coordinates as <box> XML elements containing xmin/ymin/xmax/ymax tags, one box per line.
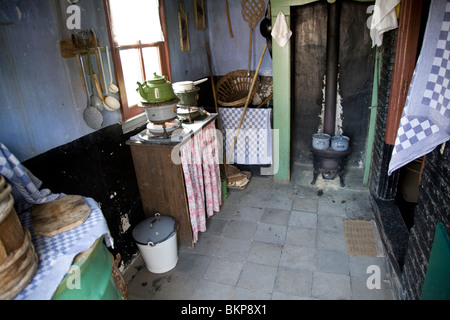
<box><xmin>323</xmin><ymin>1</ymin><xmax>341</xmax><ymax>136</ymax></box>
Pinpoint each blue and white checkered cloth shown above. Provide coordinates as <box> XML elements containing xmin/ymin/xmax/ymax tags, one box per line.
<box><xmin>0</xmin><ymin>142</ymin><xmax>61</xmax><ymax>213</ymax></box>
<box><xmin>220</xmin><ymin>107</ymin><xmax>272</xmax><ymax>165</ymax></box>
<box><xmin>0</xmin><ymin>142</ymin><xmax>113</xmax><ymax>299</ymax></box>
<box><xmin>14</xmin><ymin>197</ymin><xmax>113</xmax><ymax>300</ymax></box>
<box><xmin>389</xmin><ymin>0</ymin><xmax>450</xmax><ymax>175</ymax></box>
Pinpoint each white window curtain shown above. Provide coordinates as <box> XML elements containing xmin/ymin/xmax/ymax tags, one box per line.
<box><xmin>109</xmin><ymin>0</ymin><xmax>164</xmax><ymax>45</ymax></box>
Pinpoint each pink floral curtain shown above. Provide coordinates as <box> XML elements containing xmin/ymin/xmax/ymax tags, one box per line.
<box><xmin>180</xmin><ymin>122</ymin><xmax>221</xmax><ymax>243</ymax></box>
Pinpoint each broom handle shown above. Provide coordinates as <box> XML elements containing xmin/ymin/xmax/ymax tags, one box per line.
<box><xmin>206</xmin><ymin>41</ymin><xmax>228</xmax><ymax>178</ymax></box>
<box><xmin>248</xmin><ymin>28</ymin><xmax>253</xmax><ymax>73</ymax></box>
<box><xmin>227</xmin><ymin>43</ymin><xmax>268</xmax><ymax>164</ymax></box>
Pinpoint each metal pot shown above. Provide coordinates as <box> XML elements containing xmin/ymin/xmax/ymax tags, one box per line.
<box><xmin>139</xmin><ymin>101</ymin><xmax>178</xmax><ymax>122</ymax></box>
<box><xmin>136</xmin><ymin>73</ymin><xmax>177</xmax><ymax>103</ymax></box>
<box><xmin>312</xmin><ymin>133</ymin><xmax>331</xmax><ymax>150</ymax></box>
<box><xmin>174</xmin><ymin>87</ymin><xmax>200</xmax><ymax>106</ymax></box>
<box><xmin>331</xmin><ymin>135</ymin><xmax>350</xmax><ymax>151</ymax></box>
<box><xmin>172</xmin><ymin>78</ymin><xmax>208</xmax><ymax>93</ymax></box>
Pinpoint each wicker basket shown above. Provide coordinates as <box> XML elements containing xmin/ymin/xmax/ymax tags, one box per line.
<box><xmin>216</xmin><ymin>70</ymin><xmax>260</xmax><ymax>107</ymax></box>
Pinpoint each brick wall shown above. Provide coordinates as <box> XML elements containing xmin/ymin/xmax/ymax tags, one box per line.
<box><xmin>369</xmin><ymin>29</ymin><xmax>450</xmax><ymax>299</ymax></box>
<box><xmin>400</xmin><ymin>143</ymin><xmax>450</xmax><ymax>299</ymax></box>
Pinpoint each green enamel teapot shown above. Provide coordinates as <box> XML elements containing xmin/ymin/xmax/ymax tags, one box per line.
<box><xmin>136</xmin><ymin>73</ymin><xmax>177</xmax><ymax>103</ymax></box>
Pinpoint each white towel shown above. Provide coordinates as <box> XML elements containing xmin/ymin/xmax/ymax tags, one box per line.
<box><xmin>369</xmin><ymin>0</ymin><xmax>400</xmax><ymax>47</ymax></box>
<box><xmin>272</xmin><ymin>11</ymin><xmax>292</xmax><ymax>47</ymax></box>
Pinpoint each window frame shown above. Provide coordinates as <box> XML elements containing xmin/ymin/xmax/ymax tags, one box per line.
<box><xmin>103</xmin><ymin>0</ymin><xmax>172</xmax><ymax>120</ymax></box>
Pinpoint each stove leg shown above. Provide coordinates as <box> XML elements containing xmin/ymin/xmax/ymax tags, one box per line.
<box><xmin>339</xmin><ymin>172</ymin><xmax>345</xmax><ymax>187</ymax></box>
<box><xmin>311</xmin><ymin>171</ymin><xmax>318</xmax><ymax>185</ymax></box>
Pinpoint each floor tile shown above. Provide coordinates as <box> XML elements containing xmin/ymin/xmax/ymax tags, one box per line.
<box><xmin>312</xmin><ymin>271</ymin><xmax>351</xmax><ymax>300</ymax></box>
<box><xmin>216</xmin><ymin>237</ymin><xmax>252</xmax><ymax>262</ymax></box>
<box><xmin>234</xmin><ymin>206</ymin><xmax>264</xmax><ymax>222</ymax></box>
<box><xmin>316</xmin><ymin>229</ymin><xmax>347</xmax><ymax>252</ymax></box>
<box><xmin>236</xmin><ymin>262</ymin><xmax>277</xmax><ymax>293</ymax></box>
<box><xmin>152</xmin><ymin>275</ymin><xmax>198</xmax><ymax>300</ymax></box>
<box><xmin>188</xmin><ymin>232</ymin><xmax>222</xmax><ymax>256</ymax></box>
<box><xmin>232</xmin><ymin>287</ymin><xmax>272</xmax><ymax>300</ymax></box>
<box><xmin>203</xmin><ymin>257</ymin><xmax>244</xmax><ymax>286</ymax></box>
<box><xmin>192</xmin><ymin>280</ymin><xmax>234</xmax><ymax>299</ymax></box>
<box><xmin>261</xmin><ymin>207</ymin><xmax>291</xmax><ymax>226</ymax></box>
<box><xmin>223</xmin><ymin>220</ymin><xmax>257</xmax><ymax>241</ymax></box>
<box><xmin>285</xmin><ymin>227</ymin><xmax>316</xmax><ymax>248</ymax></box>
<box><xmin>279</xmin><ymin>245</ymin><xmax>315</xmax><ymax>271</ymax></box>
<box><xmin>350</xmin><ymin>276</ymin><xmax>394</xmax><ymax>300</ymax></box>
<box><xmin>317</xmin><ymin>215</ymin><xmax>345</xmax><ymax>232</ymax></box>
<box><xmin>175</xmin><ymin>252</ymin><xmax>212</xmax><ymax>280</ymax></box>
<box><xmin>274</xmin><ymin>268</ymin><xmax>313</xmax><ymax>298</ymax></box>
<box><xmin>289</xmin><ymin>211</ymin><xmax>317</xmax><ymax>229</ymax></box>
<box><xmin>315</xmin><ymin>249</ymin><xmax>349</xmax><ymax>275</ymax></box>
<box><xmin>253</xmin><ymin>223</ymin><xmax>287</xmax><ymax>245</ymax></box>
<box><xmin>292</xmin><ymin>197</ymin><xmax>318</xmax><ymax>213</ymax></box>
<box><xmin>247</xmin><ymin>241</ymin><xmax>282</xmax><ymax>267</ymax></box>
<box><xmin>125</xmin><ymin>176</ymin><xmax>395</xmax><ymax>301</ymax></box>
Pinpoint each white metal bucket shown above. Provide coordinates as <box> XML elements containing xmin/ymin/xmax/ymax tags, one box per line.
<box><xmin>136</xmin><ymin>231</ymin><xmax>178</xmax><ymax>274</ymax></box>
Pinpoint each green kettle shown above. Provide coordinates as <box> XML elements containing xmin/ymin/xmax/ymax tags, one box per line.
<box><xmin>136</xmin><ymin>73</ymin><xmax>177</xmax><ymax>103</ymax></box>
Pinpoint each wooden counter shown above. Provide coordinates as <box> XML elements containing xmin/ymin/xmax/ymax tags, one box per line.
<box><xmin>126</xmin><ymin>114</ymin><xmax>218</xmax><ymax>247</ymax></box>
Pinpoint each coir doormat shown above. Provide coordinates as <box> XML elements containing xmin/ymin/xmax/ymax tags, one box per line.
<box><xmin>344</xmin><ymin>220</ymin><xmax>378</xmax><ymax>257</ymax></box>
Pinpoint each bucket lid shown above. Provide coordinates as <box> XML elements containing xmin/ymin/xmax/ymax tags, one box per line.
<box><xmin>132</xmin><ymin>213</ymin><xmax>176</xmax><ymax>246</ymax></box>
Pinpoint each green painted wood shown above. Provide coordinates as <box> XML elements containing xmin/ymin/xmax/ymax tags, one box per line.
<box><xmin>271</xmin><ymin>5</ymin><xmax>291</xmax><ymax>181</ymax></box>
<box><xmin>421</xmin><ymin>223</ymin><xmax>450</xmax><ymax>300</ymax></box>
<box><xmin>364</xmin><ymin>50</ymin><xmax>382</xmax><ymax>186</ymax></box>
<box><xmin>271</xmin><ymin>0</ymin><xmax>375</xmax><ymax>181</ymax></box>
<box><xmin>52</xmin><ymin>237</ymin><xmax>124</xmax><ymax>300</ymax></box>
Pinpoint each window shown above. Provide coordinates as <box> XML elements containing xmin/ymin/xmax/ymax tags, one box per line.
<box><xmin>104</xmin><ymin>0</ymin><xmax>171</xmax><ymax>120</ymax></box>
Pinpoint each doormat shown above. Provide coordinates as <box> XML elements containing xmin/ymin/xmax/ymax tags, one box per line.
<box><xmin>344</xmin><ymin>220</ymin><xmax>377</xmax><ymax>257</ymax></box>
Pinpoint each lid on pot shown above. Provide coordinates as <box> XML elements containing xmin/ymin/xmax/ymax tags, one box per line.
<box><xmin>132</xmin><ymin>213</ymin><xmax>176</xmax><ymax>245</ymax></box>
<box><xmin>146</xmin><ymin>72</ymin><xmax>167</xmax><ymax>84</ymax></box>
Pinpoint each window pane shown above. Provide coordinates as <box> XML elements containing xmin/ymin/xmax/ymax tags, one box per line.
<box><xmin>119</xmin><ymin>49</ymin><xmax>142</xmax><ymax>106</ymax></box>
<box><xmin>142</xmin><ymin>47</ymin><xmax>161</xmax><ymax>80</ymax></box>
<box><xmin>109</xmin><ymin>0</ymin><xmax>163</xmax><ymax>45</ymax></box>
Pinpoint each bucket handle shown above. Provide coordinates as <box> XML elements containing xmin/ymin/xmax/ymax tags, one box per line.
<box><xmin>146</xmin><ymin>230</ymin><xmax>176</xmax><ymax>247</ymax></box>
<box><xmin>149</xmin><ymin>213</ymin><xmax>161</xmax><ymax>229</ymax></box>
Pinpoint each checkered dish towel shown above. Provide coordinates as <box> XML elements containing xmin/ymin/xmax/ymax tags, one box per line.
<box><xmin>388</xmin><ymin>0</ymin><xmax>450</xmax><ymax>175</ymax></box>
<box><xmin>220</xmin><ymin>107</ymin><xmax>272</xmax><ymax>165</ymax></box>
<box><xmin>0</xmin><ymin>142</ymin><xmax>61</xmax><ymax>212</ymax></box>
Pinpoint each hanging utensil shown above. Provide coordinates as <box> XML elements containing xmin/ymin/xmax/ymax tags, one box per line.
<box><xmin>80</xmin><ymin>55</ymin><xmax>103</xmax><ymax>130</ymax></box>
<box><xmin>98</xmin><ymin>46</ymin><xmax>121</xmax><ymax>111</ymax></box>
<box><xmin>241</xmin><ymin>0</ymin><xmax>265</xmax><ymax>73</ymax></box>
<box><xmin>87</xmin><ymin>50</ymin><xmax>103</xmax><ymax>112</ymax></box>
<box><xmin>259</xmin><ymin>2</ymin><xmax>272</xmax><ymax>58</ymax></box>
<box><xmin>76</xmin><ymin>54</ymin><xmax>86</xmax><ymax>93</ymax></box>
<box><xmin>225</xmin><ymin>0</ymin><xmax>233</xmax><ymax>38</ymax></box>
<box><xmin>106</xmin><ymin>46</ymin><xmax>119</xmax><ymax>94</ymax></box>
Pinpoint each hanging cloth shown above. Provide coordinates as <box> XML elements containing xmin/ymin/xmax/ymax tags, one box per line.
<box><xmin>369</xmin><ymin>0</ymin><xmax>400</xmax><ymax>47</ymax></box>
<box><xmin>389</xmin><ymin>0</ymin><xmax>450</xmax><ymax>175</ymax></box>
<box><xmin>180</xmin><ymin>122</ymin><xmax>221</xmax><ymax>243</ymax></box>
<box><xmin>271</xmin><ymin>11</ymin><xmax>292</xmax><ymax>47</ymax></box>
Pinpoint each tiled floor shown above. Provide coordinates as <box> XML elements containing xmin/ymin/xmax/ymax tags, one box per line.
<box><xmin>124</xmin><ymin>167</ymin><xmax>395</xmax><ymax>300</ymax></box>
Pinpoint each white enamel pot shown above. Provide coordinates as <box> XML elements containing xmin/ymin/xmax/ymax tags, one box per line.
<box><xmin>331</xmin><ymin>136</ymin><xmax>350</xmax><ymax>151</ymax></box>
<box><xmin>312</xmin><ymin>133</ymin><xmax>331</xmax><ymax>150</ymax></box>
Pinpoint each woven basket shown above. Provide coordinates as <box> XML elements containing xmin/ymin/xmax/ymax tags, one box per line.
<box><xmin>217</xmin><ymin>70</ymin><xmax>260</xmax><ymax>107</ymax></box>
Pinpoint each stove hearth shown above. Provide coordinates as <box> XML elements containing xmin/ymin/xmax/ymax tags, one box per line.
<box><xmin>310</xmin><ymin>147</ymin><xmax>351</xmax><ymax>187</ymax></box>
